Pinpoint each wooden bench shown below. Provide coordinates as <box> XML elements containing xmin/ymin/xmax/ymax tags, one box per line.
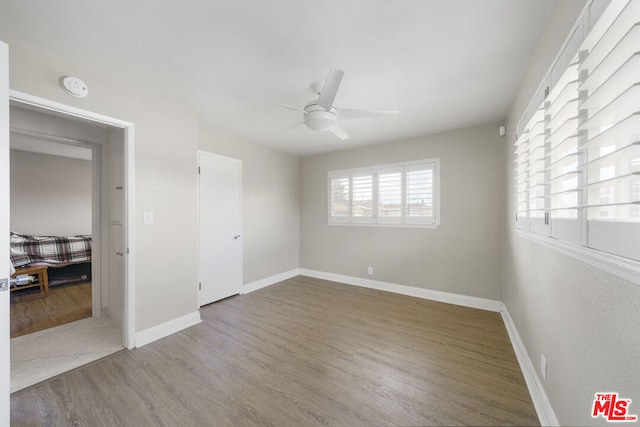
<box><xmin>11</xmin><ymin>266</ymin><xmax>49</xmax><ymax>297</ymax></box>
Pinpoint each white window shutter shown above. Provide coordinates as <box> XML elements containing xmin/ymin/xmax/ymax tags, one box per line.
<box><xmin>547</xmin><ymin>53</ymin><xmax>581</xmax><ymax>244</ymax></box>
<box><xmin>405</xmin><ymin>164</ymin><xmax>434</xmax><ymax>224</ymax></box>
<box><xmin>352</xmin><ymin>173</ymin><xmax>374</xmax><ymax>223</ymax></box>
<box><xmin>377</xmin><ymin>168</ymin><xmax>403</xmax><ymax>224</ymax></box>
<box><xmin>578</xmin><ymin>0</ymin><xmax>640</xmax><ymax>260</ymax></box>
<box><xmin>515</xmin><ymin>128</ymin><xmax>530</xmax><ymax>230</ymax></box>
<box><xmin>526</xmin><ymin>108</ymin><xmax>547</xmax><ymax>235</ymax></box>
<box><xmin>328</xmin><ymin>174</ymin><xmax>350</xmax><ymax>223</ymax></box>
<box><xmin>328</xmin><ymin>159</ymin><xmax>439</xmax><ymax>228</ymax></box>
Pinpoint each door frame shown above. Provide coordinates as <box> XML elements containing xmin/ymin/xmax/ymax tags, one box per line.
<box><xmin>9</xmin><ymin>90</ymin><xmax>136</xmax><ymax>349</ymax></box>
<box><xmin>1</xmin><ymin>39</ymin><xmax>10</xmax><ymax>423</ymax></box>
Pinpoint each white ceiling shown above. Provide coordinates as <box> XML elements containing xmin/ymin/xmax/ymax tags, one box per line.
<box><xmin>0</xmin><ymin>0</ymin><xmax>556</xmax><ymax>156</ymax></box>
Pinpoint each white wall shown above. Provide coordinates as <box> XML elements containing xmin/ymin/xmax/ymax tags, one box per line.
<box><xmin>5</xmin><ymin>37</ymin><xmax>199</xmax><ymax>332</ymax></box>
<box><xmin>504</xmin><ymin>1</ymin><xmax>640</xmax><ymax>425</ymax></box>
<box><xmin>3</xmin><ymin>36</ymin><xmax>302</xmax><ymax>334</ymax></box>
<box><xmin>10</xmin><ymin>149</ymin><xmax>92</xmax><ymax>236</ymax></box>
<box><xmin>198</xmin><ymin>123</ymin><xmax>300</xmax><ymax>284</ymax></box>
<box><xmin>10</xmin><ymin>104</ymin><xmax>103</xmax><ymax>236</ymax></box>
<box><xmin>300</xmin><ymin>122</ymin><xmax>505</xmax><ymax>300</ymax></box>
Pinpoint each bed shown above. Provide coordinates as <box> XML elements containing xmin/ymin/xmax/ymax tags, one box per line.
<box><xmin>10</xmin><ymin>232</ymin><xmax>92</xmax><ymax>286</ymax></box>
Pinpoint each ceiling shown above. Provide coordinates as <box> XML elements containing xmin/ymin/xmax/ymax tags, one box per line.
<box><xmin>0</xmin><ymin>0</ymin><xmax>556</xmax><ymax>156</ymax></box>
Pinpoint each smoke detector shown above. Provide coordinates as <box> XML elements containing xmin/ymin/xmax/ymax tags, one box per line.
<box><xmin>60</xmin><ymin>76</ymin><xmax>88</xmax><ymax>97</ymax></box>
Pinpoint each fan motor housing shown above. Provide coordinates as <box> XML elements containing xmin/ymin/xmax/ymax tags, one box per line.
<box><xmin>303</xmin><ymin>103</ymin><xmax>337</xmax><ymax>131</ymax></box>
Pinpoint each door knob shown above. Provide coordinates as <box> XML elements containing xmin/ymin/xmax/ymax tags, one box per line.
<box><xmin>234</xmin><ymin>234</ymin><xmax>241</xmax><ymax>240</ymax></box>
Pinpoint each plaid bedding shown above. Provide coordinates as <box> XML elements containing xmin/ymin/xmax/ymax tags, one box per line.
<box><xmin>10</xmin><ymin>232</ymin><xmax>92</xmax><ymax>268</ymax></box>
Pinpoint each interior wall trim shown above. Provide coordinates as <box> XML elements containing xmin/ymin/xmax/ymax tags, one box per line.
<box><xmin>135</xmin><ymin>311</ymin><xmax>201</xmax><ymax>348</ymax></box>
<box><xmin>241</xmin><ymin>269</ymin><xmax>300</xmax><ymax>294</ymax></box>
<box><xmin>298</xmin><ymin>269</ymin><xmax>503</xmax><ymax>312</ymax></box>
<box><xmin>500</xmin><ymin>306</ymin><xmax>559</xmax><ymax>426</ymax></box>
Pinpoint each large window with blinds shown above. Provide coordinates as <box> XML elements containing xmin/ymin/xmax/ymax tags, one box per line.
<box><xmin>328</xmin><ymin>159</ymin><xmax>440</xmax><ymax>227</ymax></box>
<box><xmin>515</xmin><ymin>0</ymin><xmax>640</xmax><ymax>267</ymax></box>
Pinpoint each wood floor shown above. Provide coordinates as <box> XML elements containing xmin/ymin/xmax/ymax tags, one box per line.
<box><xmin>10</xmin><ymin>282</ymin><xmax>92</xmax><ymax>338</ymax></box>
<box><xmin>10</xmin><ymin>276</ymin><xmax>539</xmax><ymax>426</ymax></box>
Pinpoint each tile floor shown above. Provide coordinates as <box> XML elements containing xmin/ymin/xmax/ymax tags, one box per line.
<box><xmin>10</xmin><ymin>314</ymin><xmax>124</xmax><ymax>393</ymax></box>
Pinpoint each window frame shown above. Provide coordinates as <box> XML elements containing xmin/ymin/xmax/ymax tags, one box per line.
<box><xmin>328</xmin><ymin>158</ymin><xmax>440</xmax><ymax>228</ymax></box>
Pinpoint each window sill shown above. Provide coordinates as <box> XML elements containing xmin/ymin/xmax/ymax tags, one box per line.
<box><xmin>328</xmin><ymin>222</ymin><xmax>439</xmax><ymax>229</ymax></box>
<box><xmin>516</xmin><ymin>230</ymin><xmax>640</xmax><ymax>286</ymax></box>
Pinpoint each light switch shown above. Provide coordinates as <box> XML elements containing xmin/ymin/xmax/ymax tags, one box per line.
<box><xmin>143</xmin><ymin>211</ymin><xmax>154</xmax><ymax>225</ymax></box>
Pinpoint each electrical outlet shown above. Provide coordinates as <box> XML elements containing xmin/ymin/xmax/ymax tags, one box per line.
<box><xmin>143</xmin><ymin>211</ymin><xmax>155</xmax><ymax>225</ymax></box>
<box><xmin>540</xmin><ymin>354</ymin><xmax>547</xmax><ymax>380</ymax></box>
<box><xmin>367</xmin><ymin>267</ymin><xmax>373</xmax><ymax>276</ymax></box>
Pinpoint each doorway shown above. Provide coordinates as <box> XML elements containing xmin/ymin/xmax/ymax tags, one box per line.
<box><xmin>198</xmin><ymin>151</ymin><xmax>242</xmax><ymax>306</ymax></box>
<box><xmin>9</xmin><ymin>107</ymin><xmax>97</xmax><ymax>338</ymax></box>
<box><xmin>7</xmin><ymin>93</ymin><xmax>134</xmax><ymax>392</ymax></box>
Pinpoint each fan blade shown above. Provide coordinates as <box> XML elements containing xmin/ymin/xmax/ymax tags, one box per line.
<box><xmin>337</xmin><ymin>108</ymin><xmax>399</xmax><ymax>120</ymax></box>
<box><xmin>328</xmin><ymin>123</ymin><xmax>349</xmax><ymax>140</ymax></box>
<box><xmin>244</xmin><ymin>96</ymin><xmax>304</xmax><ymax>113</ymax></box>
<box><xmin>316</xmin><ymin>68</ymin><xmax>344</xmax><ymax>111</ymax></box>
<box><xmin>279</xmin><ymin>121</ymin><xmax>305</xmax><ymax>134</ymax></box>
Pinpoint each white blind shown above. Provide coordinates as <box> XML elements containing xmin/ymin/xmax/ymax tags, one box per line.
<box><xmin>527</xmin><ymin>109</ymin><xmax>547</xmax><ymax>229</ymax></box>
<box><xmin>377</xmin><ymin>168</ymin><xmax>402</xmax><ymax>223</ymax></box>
<box><xmin>515</xmin><ymin>127</ymin><xmax>530</xmax><ymax>228</ymax></box>
<box><xmin>405</xmin><ymin>165</ymin><xmax>434</xmax><ymax>224</ymax></box>
<box><xmin>578</xmin><ymin>0</ymin><xmax>640</xmax><ymax>260</ymax></box>
<box><xmin>514</xmin><ymin>0</ymin><xmax>640</xmax><ymax>262</ymax></box>
<box><xmin>329</xmin><ymin>175</ymin><xmax>350</xmax><ymax>221</ymax></box>
<box><xmin>352</xmin><ymin>173</ymin><xmax>373</xmax><ymax>222</ymax></box>
<box><xmin>515</xmin><ymin>108</ymin><xmax>546</xmax><ymax>233</ymax></box>
<box><xmin>328</xmin><ymin>159</ymin><xmax>439</xmax><ymax>227</ymax></box>
<box><xmin>547</xmin><ymin>53</ymin><xmax>581</xmax><ymax>243</ymax></box>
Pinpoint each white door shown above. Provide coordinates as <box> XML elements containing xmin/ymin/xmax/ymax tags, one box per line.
<box><xmin>198</xmin><ymin>152</ymin><xmax>242</xmax><ymax>306</ymax></box>
<box><xmin>0</xmin><ymin>40</ymin><xmax>11</xmax><ymax>423</ymax></box>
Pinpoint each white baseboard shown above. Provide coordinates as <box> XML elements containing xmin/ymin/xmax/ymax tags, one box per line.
<box><xmin>298</xmin><ymin>269</ymin><xmax>503</xmax><ymax>312</ymax></box>
<box><xmin>134</xmin><ymin>268</ymin><xmax>300</xmax><ymax>348</ymax></box>
<box><xmin>241</xmin><ymin>268</ymin><xmax>300</xmax><ymax>294</ymax></box>
<box><xmin>135</xmin><ymin>311</ymin><xmax>201</xmax><ymax>348</ymax></box>
<box><xmin>500</xmin><ymin>306</ymin><xmax>559</xmax><ymax>426</ymax></box>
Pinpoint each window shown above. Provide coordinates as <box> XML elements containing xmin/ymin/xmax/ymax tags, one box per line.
<box><xmin>351</xmin><ymin>172</ymin><xmax>373</xmax><ymax>222</ymax></box>
<box><xmin>515</xmin><ymin>0</ymin><xmax>640</xmax><ymax>268</ymax></box>
<box><xmin>328</xmin><ymin>159</ymin><xmax>440</xmax><ymax>227</ymax></box>
<box><xmin>329</xmin><ymin>174</ymin><xmax>350</xmax><ymax>222</ymax></box>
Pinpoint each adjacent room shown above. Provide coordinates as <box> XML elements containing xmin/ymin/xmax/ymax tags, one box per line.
<box><xmin>0</xmin><ymin>0</ymin><xmax>638</xmax><ymax>426</ymax></box>
<box><xmin>7</xmin><ymin>105</ymin><xmax>126</xmax><ymax>392</ymax></box>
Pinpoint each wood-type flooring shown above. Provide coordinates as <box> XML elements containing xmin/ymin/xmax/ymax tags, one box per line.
<box><xmin>10</xmin><ymin>281</ymin><xmax>92</xmax><ymax>338</ymax></box>
<box><xmin>10</xmin><ymin>275</ymin><xmax>539</xmax><ymax>426</ymax></box>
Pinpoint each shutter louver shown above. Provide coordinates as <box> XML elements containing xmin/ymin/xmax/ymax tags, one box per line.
<box><xmin>515</xmin><ymin>128</ymin><xmax>530</xmax><ymax>230</ymax></box>
<box><xmin>405</xmin><ymin>165</ymin><xmax>434</xmax><ymax>224</ymax></box>
<box><xmin>329</xmin><ymin>176</ymin><xmax>350</xmax><ymax>222</ymax></box>
<box><xmin>352</xmin><ymin>173</ymin><xmax>373</xmax><ymax>222</ymax></box>
<box><xmin>578</xmin><ymin>0</ymin><xmax>640</xmax><ymax>260</ymax></box>
<box><xmin>527</xmin><ymin>108</ymin><xmax>547</xmax><ymax>234</ymax></box>
<box><xmin>546</xmin><ymin>53</ymin><xmax>581</xmax><ymax>243</ymax></box>
<box><xmin>328</xmin><ymin>159</ymin><xmax>439</xmax><ymax>227</ymax></box>
<box><xmin>377</xmin><ymin>169</ymin><xmax>402</xmax><ymax>223</ymax></box>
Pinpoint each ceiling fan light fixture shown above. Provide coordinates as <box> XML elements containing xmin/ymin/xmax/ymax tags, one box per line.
<box><xmin>248</xmin><ymin>68</ymin><xmax>397</xmax><ymax>140</ymax></box>
<box><xmin>303</xmin><ymin>104</ymin><xmax>337</xmax><ymax>131</ymax></box>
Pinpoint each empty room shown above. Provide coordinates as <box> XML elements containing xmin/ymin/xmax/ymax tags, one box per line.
<box><xmin>0</xmin><ymin>0</ymin><xmax>638</xmax><ymax>426</ymax></box>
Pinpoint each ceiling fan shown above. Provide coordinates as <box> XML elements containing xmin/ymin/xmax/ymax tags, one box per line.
<box><xmin>252</xmin><ymin>68</ymin><xmax>399</xmax><ymax>140</ymax></box>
